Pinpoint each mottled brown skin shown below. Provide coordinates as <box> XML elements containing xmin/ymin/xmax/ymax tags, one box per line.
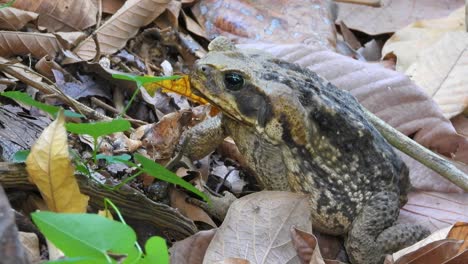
<box><xmin>190</xmin><ymin>37</ymin><xmax>429</xmax><ymax>264</ymax></box>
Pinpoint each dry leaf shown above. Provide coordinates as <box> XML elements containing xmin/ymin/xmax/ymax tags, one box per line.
<box><xmin>290</xmin><ymin>227</ymin><xmax>325</xmax><ymax>264</ymax></box>
<box><xmin>237</xmin><ymin>43</ymin><xmax>468</xmax><ymax>164</ymax></box>
<box><xmin>203</xmin><ymin>191</ymin><xmax>312</xmax><ymax>264</ymax></box>
<box><xmin>26</xmin><ymin>110</ymin><xmax>89</xmax><ymax>213</ymax></box>
<box><xmin>2</xmin><ymin>0</ymin><xmax>97</xmax><ymax>32</ymax></box>
<box><xmin>19</xmin><ymin>232</ymin><xmax>41</xmax><ymax>263</ymax></box>
<box><xmin>336</xmin><ymin>0</ymin><xmax>464</xmax><ymax>35</ymax></box>
<box><xmin>54</xmin><ymin>32</ymin><xmax>87</xmax><ymax>50</ymax></box>
<box><xmin>0</xmin><ymin>7</ymin><xmax>37</xmax><ymax>30</ymax></box>
<box><xmin>170</xmin><ymin>188</ymin><xmax>217</xmax><ymax>228</ymax></box>
<box><xmin>213</xmin><ymin>258</ymin><xmax>250</xmax><ymax>264</ymax></box>
<box><xmin>192</xmin><ymin>0</ymin><xmax>336</xmax><ymax>50</ymax></box>
<box><xmin>395</xmin><ymin>239</ymin><xmax>463</xmax><ymax>264</ymax></box>
<box><xmin>144</xmin><ymin>75</ymin><xmax>209</xmax><ymax>105</ymax></box>
<box><xmin>447</xmin><ymin>222</ymin><xmax>468</xmax><ymax>253</ymax></box>
<box><xmin>71</xmin><ymin>0</ymin><xmax>170</xmax><ymax>61</ymax></box>
<box><xmin>405</xmin><ymin>32</ymin><xmax>468</xmax><ymax>119</ymax></box>
<box><xmin>382</xmin><ymin>7</ymin><xmax>465</xmax><ymax>72</ymax></box>
<box><xmin>0</xmin><ymin>31</ymin><xmax>61</xmax><ymax>59</ymax></box>
<box><xmin>452</xmin><ymin>114</ymin><xmax>468</xmax><ymax>137</ymax></box>
<box><xmin>398</xmin><ymin>191</ymin><xmax>468</xmax><ymax>234</ymax></box>
<box><xmin>169</xmin><ymin>229</ymin><xmax>217</xmax><ymax>264</ymax></box>
<box><xmin>102</xmin><ymin>0</ymin><xmax>126</xmax><ymax>14</ymax></box>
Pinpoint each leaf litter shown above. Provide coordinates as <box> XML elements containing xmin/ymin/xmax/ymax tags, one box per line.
<box><xmin>0</xmin><ymin>0</ymin><xmax>466</xmax><ymax>263</ymax></box>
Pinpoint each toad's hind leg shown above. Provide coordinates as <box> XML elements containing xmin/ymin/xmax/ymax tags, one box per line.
<box><xmin>345</xmin><ymin>191</ymin><xmax>430</xmax><ymax>264</ymax></box>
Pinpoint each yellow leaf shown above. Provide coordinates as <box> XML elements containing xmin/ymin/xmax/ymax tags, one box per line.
<box><xmin>26</xmin><ymin>110</ymin><xmax>89</xmax><ymax>213</ymax></box>
<box><xmin>143</xmin><ymin>75</ymin><xmax>209</xmax><ymax>105</ymax></box>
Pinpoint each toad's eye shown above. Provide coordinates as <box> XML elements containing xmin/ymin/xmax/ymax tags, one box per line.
<box><xmin>224</xmin><ymin>72</ymin><xmax>244</xmax><ymax>91</ymax></box>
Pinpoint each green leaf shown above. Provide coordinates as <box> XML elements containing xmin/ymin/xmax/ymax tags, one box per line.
<box><xmin>66</xmin><ymin>119</ymin><xmax>131</xmax><ymax>138</ymax></box>
<box><xmin>0</xmin><ymin>91</ymin><xmax>83</xmax><ymax>118</ymax></box>
<box><xmin>96</xmin><ymin>154</ymin><xmax>131</xmax><ymax>164</ymax></box>
<box><xmin>0</xmin><ymin>0</ymin><xmax>16</xmax><ymax>9</ymax></box>
<box><xmin>112</xmin><ymin>73</ymin><xmax>180</xmax><ymax>87</ymax></box>
<box><xmin>140</xmin><ymin>237</ymin><xmax>169</xmax><ymax>264</ymax></box>
<box><xmin>134</xmin><ymin>154</ymin><xmax>208</xmax><ymax>202</ymax></box>
<box><xmin>12</xmin><ymin>150</ymin><xmax>29</xmax><ymax>163</ymax></box>
<box><xmin>32</xmin><ymin>212</ymin><xmax>136</xmax><ymax>261</ymax></box>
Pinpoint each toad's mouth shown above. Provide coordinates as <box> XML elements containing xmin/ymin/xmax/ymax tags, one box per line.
<box><xmin>190</xmin><ymin>75</ymin><xmax>252</xmax><ymax>125</ymax></box>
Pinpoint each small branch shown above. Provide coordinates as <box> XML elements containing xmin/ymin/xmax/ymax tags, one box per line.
<box><xmin>90</xmin><ymin>97</ymin><xmax>147</xmax><ymax>126</ymax></box>
<box><xmin>0</xmin><ymin>61</ymin><xmax>111</xmax><ymax>121</ymax></box>
<box><xmin>364</xmin><ymin>109</ymin><xmax>468</xmax><ymax>192</ymax></box>
<box><xmin>0</xmin><ymin>162</ymin><xmax>197</xmax><ymax>240</ymax></box>
<box><xmin>333</xmin><ymin>0</ymin><xmax>381</xmax><ymax>7</ymax></box>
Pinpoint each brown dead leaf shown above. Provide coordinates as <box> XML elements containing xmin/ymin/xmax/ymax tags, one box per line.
<box><xmin>395</xmin><ymin>238</ymin><xmax>461</xmax><ymax>264</ymax></box>
<box><xmin>405</xmin><ymin>32</ymin><xmax>468</xmax><ymax>119</ymax></box>
<box><xmin>102</xmin><ymin>0</ymin><xmax>125</xmax><ymax>14</ymax></box>
<box><xmin>25</xmin><ymin>110</ymin><xmax>89</xmax><ymax>213</ymax></box>
<box><xmin>192</xmin><ymin>0</ymin><xmax>336</xmax><ymax>50</ymax></box>
<box><xmin>336</xmin><ymin>0</ymin><xmax>464</xmax><ymax>35</ymax></box>
<box><xmin>447</xmin><ymin>222</ymin><xmax>468</xmax><ymax>253</ymax></box>
<box><xmin>169</xmin><ymin>229</ymin><xmax>217</xmax><ymax>264</ymax></box>
<box><xmin>382</xmin><ymin>7</ymin><xmax>465</xmax><ymax>72</ymax></box>
<box><xmin>0</xmin><ymin>31</ymin><xmax>61</xmax><ymax>59</ymax></box>
<box><xmin>54</xmin><ymin>32</ymin><xmax>87</xmax><ymax>50</ymax></box>
<box><xmin>396</xmin><ymin>239</ymin><xmax>463</xmax><ymax>264</ymax></box>
<box><xmin>237</xmin><ymin>43</ymin><xmax>468</xmax><ymax>164</ymax></box>
<box><xmin>203</xmin><ymin>191</ymin><xmax>312</xmax><ymax>263</ymax></box>
<box><xmin>170</xmin><ymin>188</ymin><xmax>217</xmax><ymax>228</ymax></box>
<box><xmin>0</xmin><ymin>7</ymin><xmax>37</xmax><ymax>30</ymax></box>
<box><xmin>131</xmin><ymin>109</ymin><xmax>192</xmax><ymax>160</ymax></box>
<box><xmin>290</xmin><ymin>227</ymin><xmax>325</xmax><ymax>264</ymax></box>
<box><xmin>398</xmin><ymin>191</ymin><xmax>468</xmax><ymax>233</ymax></box>
<box><xmin>452</xmin><ymin>115</ymin><xmax>468</xmax><ymax>137</ymax></box>
<box><xmin>2</xmin><ymin>0</ymin><xmax>97</xmax><ymax>32</ymax></box>
<box><xmin>71</xmin><ymin>0</ymin><xmax>170</xmax><ymax>61</ymax></box>
<box><xmin>443</xmin><ymin>250</ymin><xmax>468</xmax><ymax>264</ymax></box>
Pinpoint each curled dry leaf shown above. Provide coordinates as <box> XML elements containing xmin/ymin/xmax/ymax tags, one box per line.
<box><xmin>0</xmin><ymin>31</ymin><xmax>61</xmax><ymax>59</ymax></box>
<box><xmin>290</xmin><ymin>227</ymin><xmax>325</xmax><ymax>264</ymax></box>
<box><xmin>0</xmin><ymin>7</ymin><xmax>38</xmax><ymax>30</ymax></box>
<box><xmin>54</xmin><ymin>32</ymin><xmax>87</xmax><ymax>50</ymax></box>
<box><xmin>131</xmin><ymin>109</ymin><xmax>193</xmax><ymax>160</ymax></box>
<box><xmin>405</xmin><ymin>32</ymin><xmax>468</xmax><ymax>119</ymax></box>
<box><xmin>237</xmin><ymin>43</ymin><xmax>468</xmax><ymax>164</ymax></box>
<box><xmin>452</xmin><ymin>114</ymin><xmax>468</xmax><ymax>137</ymax></box>
<box><xmin>25</xmin><ymin>110</ymin><xmax>89</xmax><ymax>213</ymax></box>
<box><xmin>71</xmin><ymin>0</ymin><xmax>170</xmax><ymax>61</ymax></box>
<box><xmin>170</xmin><ymin>188</ymin><xmax>217</xmax><ymax>228</ymax></box>
<box><xmin>336</xmin><ymin>0</ymin><xmax>464</xmax><ymax>35</ymax></box>
<box><xmin>447</xmin><ymin>222</ymin><xmax>468</xmax><ymax>253</ymax></box>
<box><xmin>203</xmin><ymin>191</ymin><xmax>312</xmax><ymax>264</ymax></box>
<box><xmin>169</xmin><ymin>229</ymin><xmax>217</xmax><ymax>264</ymax></box>
<box><xmin>192</xmin><ymin>0</ymin><xmax>336</xmax><ymax>50</ymax></box>
<box><xmin>2</xmin><ymin>0</ymin><xmax>97</xmax><ymax>32</ymax></box>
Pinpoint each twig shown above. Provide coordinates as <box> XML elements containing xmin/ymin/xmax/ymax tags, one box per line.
<box><xmin>0</xmin><ymin>162</ymin><xmax>197</xmax><ymax>240</ymax></box>
<box><xmin>96</xmin><ymin>0</ymin><xmax>103</xmax><ymax>29</ymax></box>
<box><xmin>0</xmin><ymin>62</ymin><xmax>111</xmax><ymax>121</ymax></box>
<box><xmin>364</xmin><ymin>109</ymin><xmax>468</xmax><ymax>192</ymax></box>
<box><xmin>333</xmin><ymin>0</ymin><xmax>381</xmax><ymax>7</ymax></box>
<box><xmin>90</xmin><ymin>97</ymin><xmax>148</xmax><ymax>126</ymax></box>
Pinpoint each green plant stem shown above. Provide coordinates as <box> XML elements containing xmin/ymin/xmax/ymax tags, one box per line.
<box><xmin>120</xmin><ymin>85</ymin><xmax>141</xmax><ymax>118</ymax></box>
<box><xmin>104</xmin><ymin>198</ymin><xmax>143</xmax><ymax>257</ymax></box>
